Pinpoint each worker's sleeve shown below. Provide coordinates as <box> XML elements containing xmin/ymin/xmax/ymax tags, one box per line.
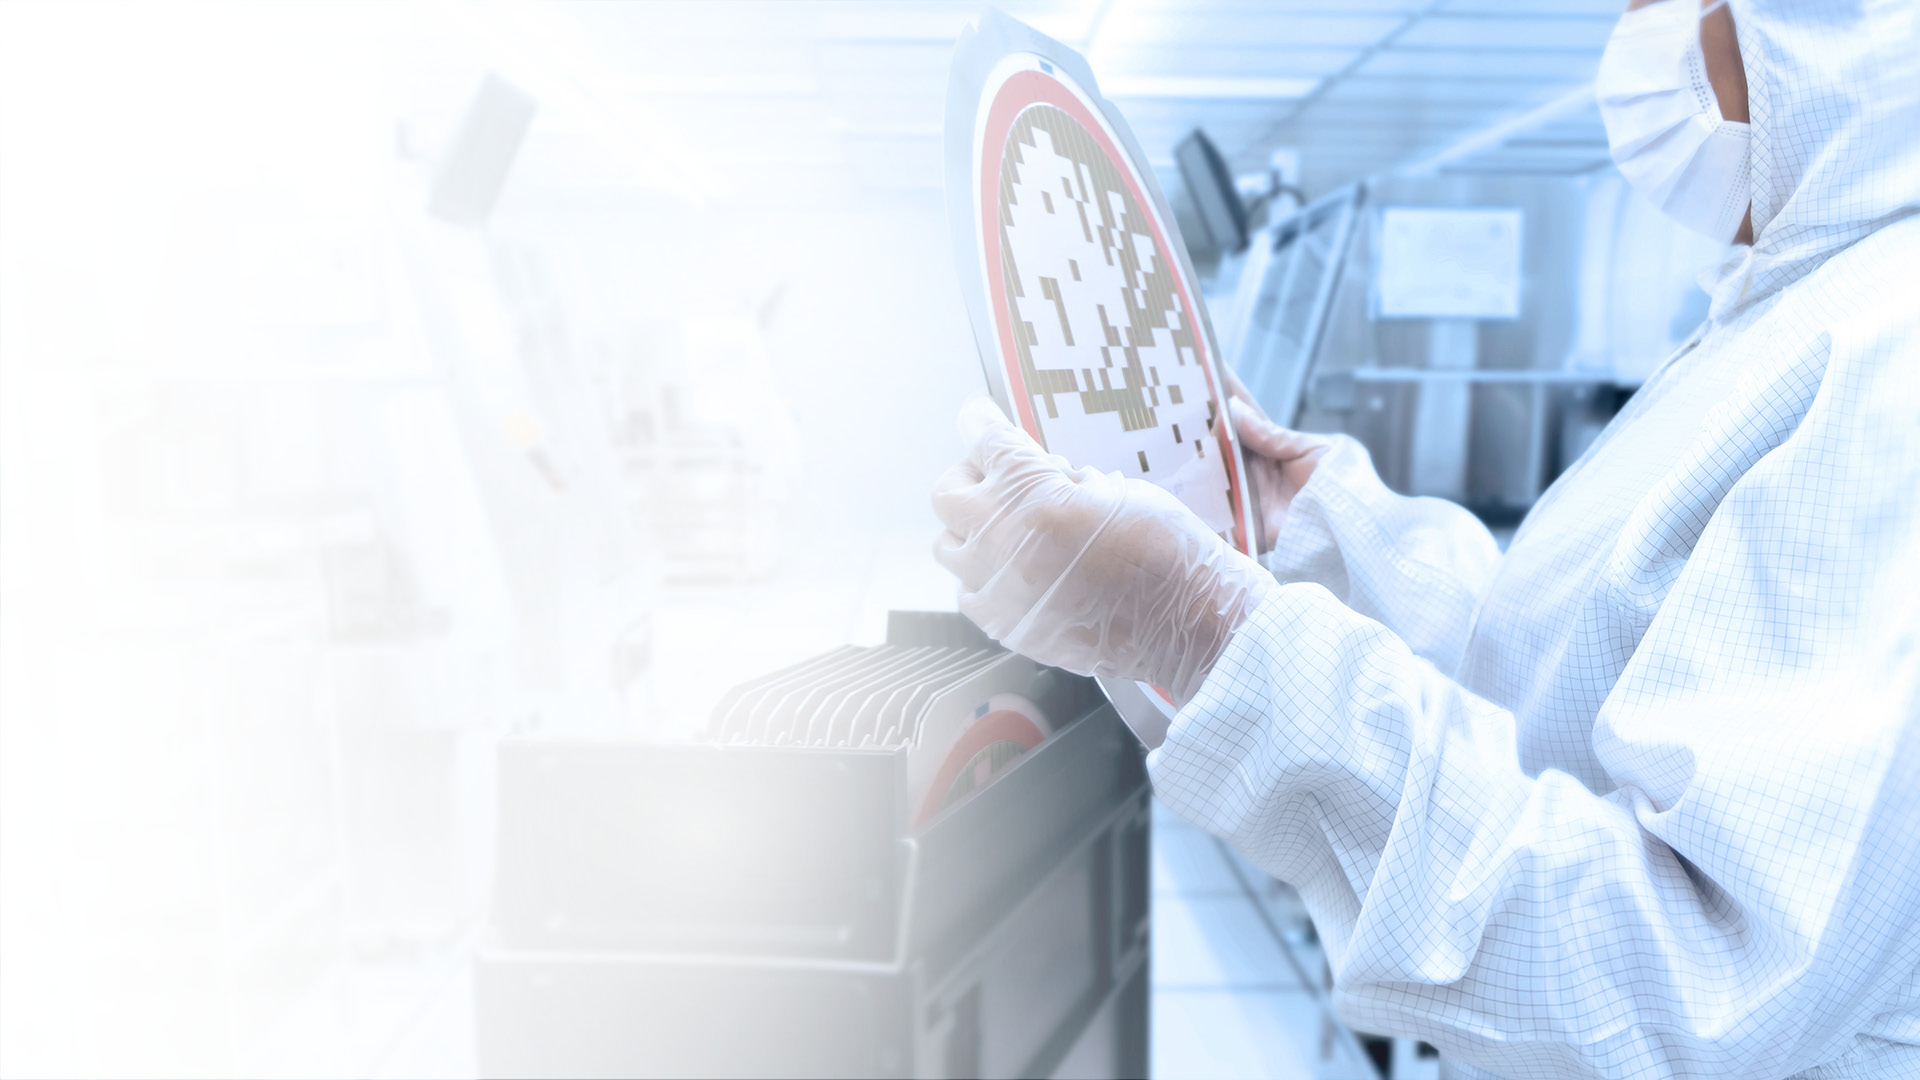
<box><xmin>1260</xmin><ymin>434</ymin><xmax>1500</xmax><ymax>673</ymax></box>
<box><xmin>1155</xmin><ymin>315</ymin><xmax>1920</xmax><ymax>1076</ymax></box>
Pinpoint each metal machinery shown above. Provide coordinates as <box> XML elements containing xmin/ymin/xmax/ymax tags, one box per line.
<box><xmin>476</xmin><ymin>612</ymin><xmax>1151</xmax><ymax>1079</ymax></box>
<box><xmin>1218</xmin><ymin>183</ymin><xmax>1364</xmax><ymax>434</ymax></box>
<box><xmin>1219</xmin><ymin>172</ymin><xmax>1704</xmax><ymax>521</ymax></box>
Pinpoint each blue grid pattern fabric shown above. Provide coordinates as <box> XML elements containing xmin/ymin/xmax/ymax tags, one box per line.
<box><xmin>1151</xmin><ymin>4</ymin><xmax>1920</xmax><ymax>1075</ymax></box>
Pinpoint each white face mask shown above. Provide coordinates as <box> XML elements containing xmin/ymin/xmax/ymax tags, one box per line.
<box><xmin>1596</xmin><ymin>0</ymin><xmax>1752</xmax><ymax>243</ymax></box>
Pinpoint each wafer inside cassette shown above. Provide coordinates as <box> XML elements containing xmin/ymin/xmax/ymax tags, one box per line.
<box><xmin>705</xmin><ymin>640</ymin><xmax>1055</xmax><ymax>827</ymax></box>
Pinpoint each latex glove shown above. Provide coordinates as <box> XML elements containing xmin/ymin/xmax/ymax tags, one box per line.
<box><xmin>1224</xmin><ymin>368</ymin><xmax>1332</xmax><ymax>554</ymax></box>
<box><xmin>931</xmin><ymin>397</ymin><xmax>1277</xmax><ymax>705</ymax></box>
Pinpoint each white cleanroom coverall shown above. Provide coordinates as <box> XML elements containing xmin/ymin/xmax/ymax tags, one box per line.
<box><xmin>1151</xmin><ymin>2</ymin><xmax>1920</xmax><ymax>1077</ymax></box>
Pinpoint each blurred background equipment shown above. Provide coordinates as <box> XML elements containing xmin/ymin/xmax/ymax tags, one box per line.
<box><xmin>428</xmin><ymin>74</ymin><xmax>539</xmax><ymax>227</ymax></box>
<box><xmin>478</xmin><ymin>614</ymin><xmax>1148</xmax><ymax>1079</ymax></box>
<box><xmin>1</xmin><ymin>1</ymin><xmax>1729</xmax><ymax>1078</ymax></box>
<box><xmin>1218</xmin><ymin>183</ymin><xmax>1365</xmax><ymax>442</ymax></box>
<box><xmin>1205</xmin><ymin>163</ymin><xmax>1716</xmax><ymax>522</ymax></box>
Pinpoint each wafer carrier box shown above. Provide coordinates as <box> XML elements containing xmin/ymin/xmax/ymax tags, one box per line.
<box><xmin>477</xmin><ymin>612</ymin><xmax>1151</xmax><ymax>1079</ymax></box>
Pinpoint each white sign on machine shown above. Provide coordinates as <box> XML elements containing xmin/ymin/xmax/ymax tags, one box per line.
<box><xmin>1376</xmin><ymin>206</ymin><xmax>1525</xmax><ymax>320</ymax></box>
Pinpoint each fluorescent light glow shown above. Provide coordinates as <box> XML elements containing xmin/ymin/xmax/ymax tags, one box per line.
<box><xmin>1100</xmin><ymin>76</ymin><xmax>1320</xmax><ymax>101</ymax></box>
<box><xmin>812</xmin><ymin>9</ymin><xmax>975</xmax><ymax>41</ymax></box>
<box><xmin>433</xmin><ymin>0</ymin><xmax>715</xmax><ymax>208</ymax></box>
<box><xmin>1397</xmin><ymin>81</ymin><xmax>1595</xmax><ymax>177</ymax></box>
<box><xmin>600</xmin><ymin>74</ymin><xmax>819</xmax><ymax>98</ymax></box>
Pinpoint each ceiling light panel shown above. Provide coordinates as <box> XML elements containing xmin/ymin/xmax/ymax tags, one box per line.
<box><xmin>812</xmin><ymin>41</ymin><xmax>953</xmax><ymax>99</ymax></box>
<box><xmin>842</xmin><ymin>133</ymin><xmax>944</xmax><ymax>189</ymax></box>
<box><xmin>562</xmin><ymin>2</ymin><xmax>817</xmax><ymax>59</ymax></box>
<box><xmin>1325</xmin><ymin>77</ymin><xmax>1565</xmax><ymax>105</ymax></box>
<box><xmin>1114</xmin><ymin>0</ymin><xmax>1431</xmax><ymax>13</ymax></box>
<box><xmin>1102</xmin><ymin>76</ymin><xmax>1321</xmax><ymax>100</ymax></box>
<box><xmin>1438</xmin><ymin>152</ymin><xmax>1612</xmax><ymax>175</ymax></box>
<box><xmin>555</xmin><ymin>0</ymin><xmax>1630</xmax><ymax>206</ymax></box>
<box><xmin>1092</xmin><ymin>11</ymin><xmax>1404</xmax><ymax>49</ymax></box>
<box><xmin>1359</xmin><ymin>48</ymin><xmax>1604</xmax><ymax>80</ymax></box>
<box><xmin>1280</xmin><ymin>101</ymin><xmax>1504</xmax><ymax>127</ymax></box>
<box><xmin>810</xmin><ymin>6</ymin><xmax>979</xmax><ymax>41</ymax></box>
<box><xmin>1394</xmin><ymin>15</ymin><xmax>1618</xmax><ymax>50</ymax></box>
<box><xmin>806</xmin><ymin>0</ymin><xmax>1091</xmax><ymax>42</ymax></box>
<box><xmin>1441</xmin><ymin>0</ymin><xmax>1624</xmax><ymax>13</ymax></box>
<box><xmin>650</xmin><ymin>102</ymin><xmax>843</xmax><ymax>165</ymax></box>
<box><xmin>1091</xmin><ymin>44</ymin><xmax>1361</xmax><ymax>78</ymax></box>
<box><xmin>1118</xmin><ymin>100</ymin><xmax>1325</xmax><ymax>126</ymax></box>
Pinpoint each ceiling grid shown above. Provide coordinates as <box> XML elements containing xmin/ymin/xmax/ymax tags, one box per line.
<box><xmin>537</xmin><ymin>0</ymin><xmax>1622</xmax><ymax>206</ymax></box>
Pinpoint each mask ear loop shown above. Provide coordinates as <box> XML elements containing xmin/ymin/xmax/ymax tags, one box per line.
<box><xmin>1699</xmin><ymin>0</ymin><xmax>1730</xmax><ymax>17</ymax></box>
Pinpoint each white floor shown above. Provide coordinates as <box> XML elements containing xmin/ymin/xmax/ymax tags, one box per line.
<box><xmin>1151</xmin><ymin>800</ymin><xmax>1387</xmax><ymax>1080</ymax></box>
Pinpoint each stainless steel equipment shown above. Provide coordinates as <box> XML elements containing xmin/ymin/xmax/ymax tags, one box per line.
<box><xmin>1222</xmin><ymin>184</ymin><xmax>1363</xmax><ymax>429</ymax></box>
<box><xmin>1222</xmin><ymin>172</ymin><xmax>1699</xmax><ymax>519</ymax></box>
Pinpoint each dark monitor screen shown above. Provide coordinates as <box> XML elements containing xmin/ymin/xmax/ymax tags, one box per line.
<box><xmin>1174</xmin><ymin>129</ymin><xmax>1249</xmax><ymax>258</ymax></box>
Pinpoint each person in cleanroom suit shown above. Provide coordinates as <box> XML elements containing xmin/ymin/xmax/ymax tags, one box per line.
<box><xmin>933</xmin><ymin>0</ymin><xmax>1920</xmax><ymax>1075</ymax></box>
